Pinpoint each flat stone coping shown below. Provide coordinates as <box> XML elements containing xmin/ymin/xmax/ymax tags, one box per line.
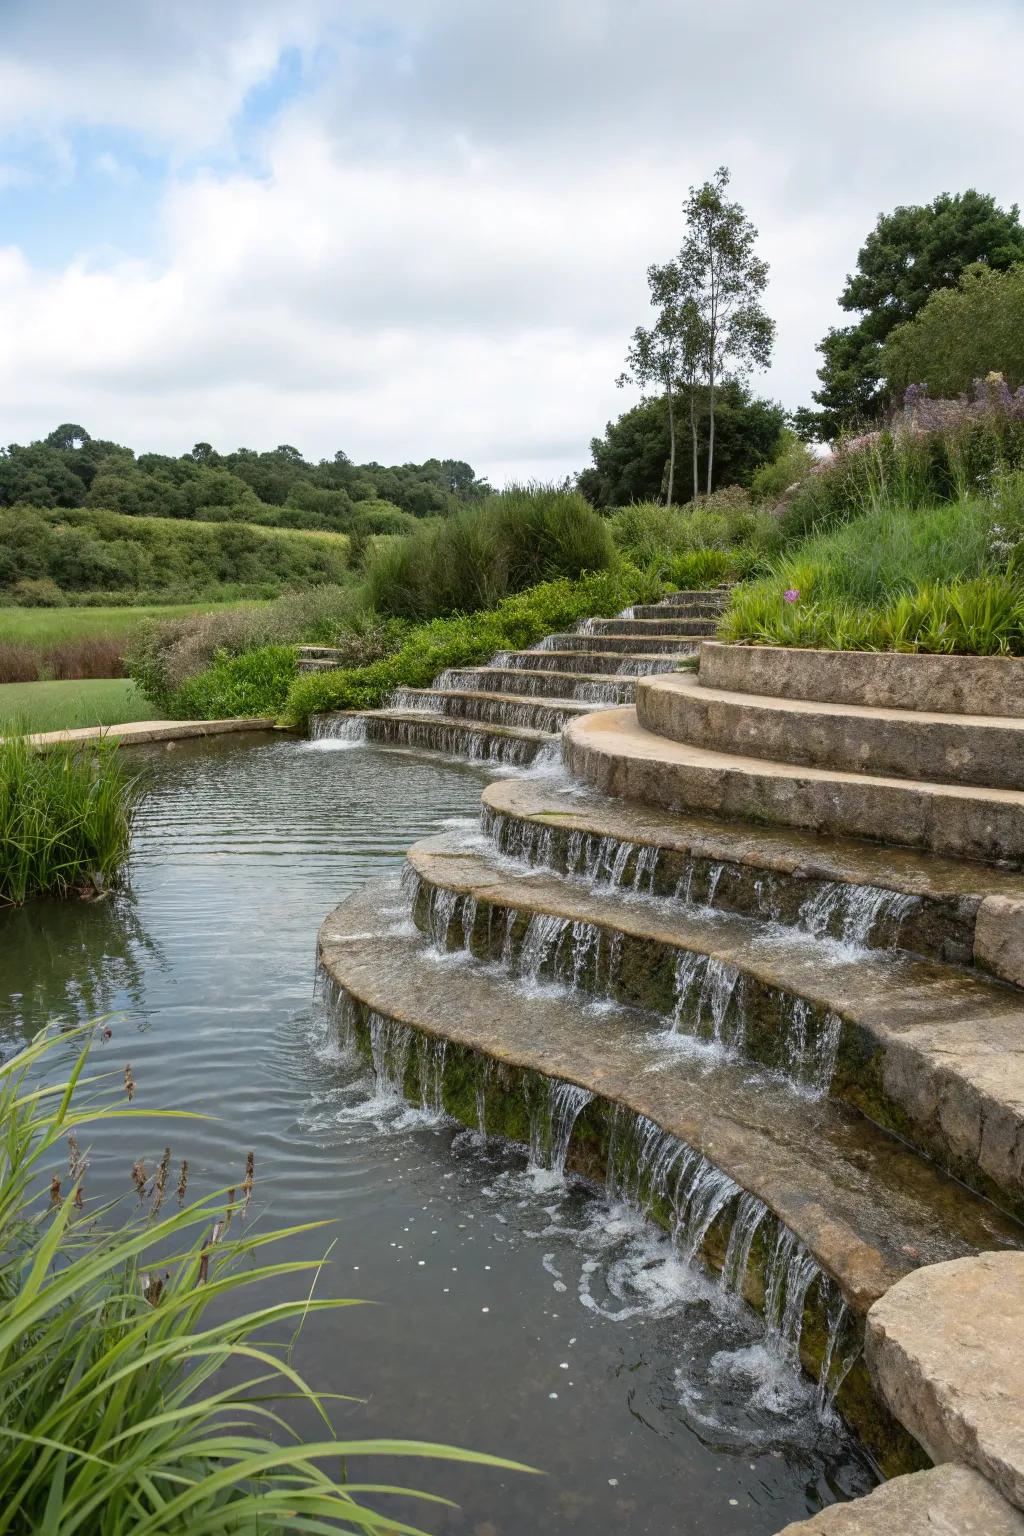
<box><xmin>775</xmin><ymin>1463</ymin><xmax>1024</xmax><ymax>1533</ymax></box>
<box><xmin>332</xmin><ymin>709</ymin><xmax>550</xmax><ymax>743</ymax></box>
<box><xmin>318</xmin><ymin>878</ymin><xmax>1021</xmax><ymax>1314</ymax></box>
<box><xmin>637</xmin><ymin>671</ymin><xmax>1024</xmax><ymax>791</ymax></box>
<box><xmin>20</xmin><ymin>718</ymin><xmax>278</xmax><ymax>749</ymax></box>
<box><xmin>563</xmin><ymin>707</ymin><xmax>1024</xmax><ymax>866</ymax></box>
<box><xmin>866</xmin><ymin>1252</ymin><xmax>1024</xmax><ymax>1511</ymax></box>
<box><xmin>410</xmin><ymin>832</ymin><xmax>1024</xmax><ymax>1216</ymax></box>
<box><xmin>700</xmin><ymin>641</ymin><xmax>1024</xmax><ymax>718</ymax></box>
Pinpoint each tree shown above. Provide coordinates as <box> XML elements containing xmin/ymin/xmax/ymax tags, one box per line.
<box><xmin>805</xmin><ymin>190</ymin><xmax>1024</xmax><ymax>439</ymax></box>
<box><xmin>677</xmin><ymin>167</ymin><xmax>774</xmax><ymax>491</ymax></box>
<box><xmin>579</xmin><ymin>382</ymin><xmax>785</xmax><ymax>507</ymax></box>
<box><xmin>882</xmin><ymin>263</ymin><xmax>1024</xmax><ymax>398</ymax></box>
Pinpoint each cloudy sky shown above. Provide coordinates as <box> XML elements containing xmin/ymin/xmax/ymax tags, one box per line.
<box><xmin>1</xmin><ymin>1</ymin><xmax>1022</xmax><ymax>482</ymax></box>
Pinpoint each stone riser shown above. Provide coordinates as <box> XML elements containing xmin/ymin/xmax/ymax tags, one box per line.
<box><xmin>699</xmin><ymin>641</ymin><xmax>1024</xmax><ymax>719</ymax></box>
<box><xmin>564</xmin><ymin>710</ymin><xmax>1024</xmax><ymax>866</ymax></box>
<box><xmin>631</xmin><ymin>602</ymin><xmax>725</xmax><ymax>620</ymax></box>
<box><xmin>479</xmin><ymin>802</ymin><xmax>977</xmax><ymax>968</ymax></box>
<box><xmin>591</xmin><ymin>618</ymin><xmax>719</xmax><ymax>637</ymax></box>
<box><xmin>506</xmin><ymin>650</ymin><xmax>679</xmax><ymax>676</ymax></box>
<box><xmin>638</xmin><ymin>674</ymin><xmax>1024</xmax><ymax>792</ymax></box>
<box><xmin>543</xmin><ymin>633</ymin><xmax>705</xmax><ymax>654</ymax></box>
<box><xmin>389</xmin><ymin>690</ymin><xmax>585</xmax><ymax>733</ymax></box>
<box><xmin>322</xmin><ymin>971</ymin><xmax>912</xmax><ymax>1473</ymax></box>
<box><xmin>359</xmin><ymin>714</ymin><xmax>549</xmax><ymax>766</ymax></box>
<box><xmin>439</xmin><ymin>667</ymin><xmax>637</xmax><ymax>703</ymax></box>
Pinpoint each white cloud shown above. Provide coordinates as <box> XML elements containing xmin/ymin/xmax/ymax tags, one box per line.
<box><xmin>2</xmin><ymin>0</ymin><xmax>1024</xmax><ymax>480</ymax></box>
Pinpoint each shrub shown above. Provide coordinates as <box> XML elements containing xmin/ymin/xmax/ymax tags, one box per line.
<box><xmin>0</xmin><ymin>1027</ymin><xmax>522</xmax><ymax>1531</ymax></box>
<box><xmin>0</xmin><ymin>733</ymin><xmax>141</xmax><ymax>904</ymax></box>
<box><xmin>748</xmin><ymin>429</ymin><xmax>816</xmax><ymax>504</ymax></box>
<box><xmin>365</xmin><ymin>485</ymin><xmax>615</xmax><ymax>620</ymax></box>
<box><xmin>10</xmin><ymin>576</ymin><xmax>66</xmax><ymax>607</ymax></box>
<box><xmin>609</xmin><ymin>496</ymin><xmax>783</xmax><ymax>578</ymax></box>
<box><xmin>170</xmin><ymin>644</ymin><xmax>298</xmax><ymax>720</ymax></box>
<box><xmin>0</xmin><ymin>643</ymin><xmax>39</xmax><ymax>684</ymax></box>
<box><xmin>281</xmin><ymin>566</ymin><xmax>662</xmax><ymax>727</ymax></box>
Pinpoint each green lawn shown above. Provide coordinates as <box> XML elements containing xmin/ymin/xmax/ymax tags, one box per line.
<box><xmin>0</xmin><ymin>599</ymin><xmax>265</xmax><ymax>647</ymax></box>
<box><xmin>0</xmin><ymin>679</ymin><xmax>161</xmax><ymax>734</ymax></box>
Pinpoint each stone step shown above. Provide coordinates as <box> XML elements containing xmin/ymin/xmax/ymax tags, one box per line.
<box><xmin>332</xmin><ymin>709</ymin><xmax>554</xmax><ymax>767</ymax></box>
<box><xmin>564</xmin><ymin>707</ymin><xmax>1024</xmax><ymax>866</ymax></box>
<box><xmin>479</xmin><ymin>776</ymin><xmax>1024</xmax><ymax>979</ymax></box>
<box><xmin>776</xmin><ymin>1464</ymin><xmax>1024</xmax><ymax>1535</ymax></box>
<box><xmin>384</xmin><ymin>688</ymin><xmax>593</xmax><ymax>733</ymax></box>
<box><xmin>637</xmin><ymin>672</ymin><xmax>1024</xmax><ymax>791</ymax></box>
<box><xmin>700</xmin><ymin>641</ymin><xmax>1024</xmax><ymax>719</ymax></box>
<box><xmin>406</xmin><ymin>833</ymin><xmax>1024</xmax><ymax>1218</ymax></box>
<box><xmin>631</xmin><ymin>601</ymin><xmax>725</xmax><ymax>620</ymax></box>
<box><xmin>587</xmin><ymin>618</ymin><xmax>719</xmax><ymax>637</ymax></box>
<box><xmin>540</xmin><ymin>632</ymin><xmax>705</xmax><ymax>654</ymax></box>
<box><xmin>436</xmin><ymin>666</ymin><xmax>637</xmax><ymax>704</ymax></box>
<box><xmin>660</xmin><ymin>587</ymin><xmax>730</xmax><ymax>606</ymax></box>
<box><xmin>502</xmin><ymin>649</ymin><xmax>684</xmax><ymax>676</ymax></box>
<box><xmin>298</xmin><ymin>657</ymin><xmax>344</xmax><ymax>673</ymax></box>
<box><xmin>319</xmin><ymin>877</ymin><xmax>1022</xmax><ymax>1462</ymax></box>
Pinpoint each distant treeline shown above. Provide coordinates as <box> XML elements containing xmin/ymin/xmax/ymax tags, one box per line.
<box><xmin>0</xmin><ymin>505</ymin><xmax>350</xmax><ymax>602</ymax></box>
<box><xmin>0</xmin><ymin>425</ymin><xmax>490</xmax><ymax>531</ymax></box>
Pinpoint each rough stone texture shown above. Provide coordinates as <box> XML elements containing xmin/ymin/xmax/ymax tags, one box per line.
<box><xmin>563</xmin><ymin>707</ymin><xmax>1024</xmax><ymax>866</ymax></box>
<box><xmin>23</xmin><ymin>718</ymin><xmax>278</xmax><ymax>749</ymax></box>
<box><xmin>319</xmin><ymin>878</ymin><xmax>1022</xmax><ymax>1318</ymax></box>
<box><xmin>411</xmin><ymin>832</ymin><xmax>1024</xmax><ymax>1218</ymax></box>
<box><xmin>976</xmin><ymin>896</ymin><xmax>1024</xmax><ymax>989</ymax></box>
<box><xmin>774</xmin><ymin>1464</ymin><xmax>1024</xmax><ymax>1534</ymax></box>
<box><xmin>699</xmin><ymin>640</ymin><xmax>1024</xmax><ymax>718</ymax></box>
<box><xmin>638</xmin><ymin>672</ymin><xmax>1024</xmax><ymax>791</ymax></box>
<box><xmin>866</xmin><ymin>1253</ymin><xmax>1024</xmax><ymax>1511</ymax></box>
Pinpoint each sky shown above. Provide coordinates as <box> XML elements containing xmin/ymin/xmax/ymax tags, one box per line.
<box><xmin>1</xmin><ymin>1</ymin><xmax>1023</xmax><ymax>484</ymax></box>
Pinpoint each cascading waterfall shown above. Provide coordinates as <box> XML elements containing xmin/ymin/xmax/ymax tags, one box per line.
<box><xmin>529</xmin><ymin>1078</ymin><xmax>594</xmax><ymax>1174</ymax></box>
<box><xmin>387</xmin><ymin>687</ymin><xmax>444</xmax><ymax>712</ymax></box>
<box><xmin>368</xmin><ymin>1011</ymin><xmax>412</xmax><ymax>1098</ymax></box>
<box><xmin>671</xmin><ymin>952</ymin><xmax>744</xmax><ymax>1052</ymax></box>
<box><xmin>310</xmin><ymin>715</ymin><xmax>367</xmax><ymax>743</ymax></box>
<box><xmin>784</xmin><ymin>1001</ymin><xmax>843</xmax><ymax>1098</ymax></box>
<box><xmin>415</xmin><ymin>1032</ymin><xmax>448</xmax><ymax>1115</ymax></box>
<box><xmin>798</xmin><ymin>882</ymin><xmax>922</xmax><ymax>949</ymax></box>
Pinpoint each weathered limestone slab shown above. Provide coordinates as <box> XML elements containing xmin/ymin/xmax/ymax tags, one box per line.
<box><xmin>22</xmin><ymin>717</ymin><xmax>278</xmax><ymax>750</ymax></box>
<box><xmin>699</xmin><ymin>640</ymin><xmax>1024</xmax><ymax>718</ymax></box>
<box><xmin>563</xmin><ymin>707</ymin><xmax>1024</xmax><ymax>865</ymax></box>
<box><xmin>976</xmin><ymin>896</ymin><xmax>1024</xmax><ymax>989</ymax></box>
<box><xmin>507</xmin><ymin>648</ymin><xmax>681</xmax><ymax>675</ymax></box>
<box><xmin>540</xmin><ymin>632</ymin><xmax>701</xmax><ymax>653</ymax></box>
<box><xmin>775</xmin><ymin>1464</ymin><xmax>1024</xmax><ymax>1534</ymax></box>
<box><xmin>637</xmin><ymin>671</ymin><xmax>1024</xmax><ymax>791</ymax></box>
<box><xmin>866</xmin><ymin>1252</ymin><xmax>1024</xmax><ymax>1510</ymax></box>
<box><xmin>320</xmin><ymin>710</ymin><xmax>552</xmax><ymax>767</ymax></box>
<box><xmin>438</xmin><ymin>666</ymin><xmax>636</xmax><ymax>703</ymax></box>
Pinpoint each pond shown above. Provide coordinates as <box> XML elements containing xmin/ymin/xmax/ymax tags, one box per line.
<box><xmin>0</xmin><ymin>732</ymin><xmax>877</xmax><ymax>1534</ymax></box>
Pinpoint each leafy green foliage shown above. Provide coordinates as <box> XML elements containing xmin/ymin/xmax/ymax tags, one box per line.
<box><xmin>804</xmin><ymin>190</ymin><xmax>1024</xmax><ymax>439</ymax></box>
<box><xmin>579</xmin><ymin>383</ymin><xmax>786</xmax><ymax>507</ymax></box>
<box><xmin>281</xmin><ymin>567</ymin><xmax>661</xmax><ymax>727</ymax></box>
<box><xmin>0</xmin><ymin>1027</ymin><xmax>528</xmax><ymax>1532</ymax></box>
<box><xmin>365</xmin><ymin>485</ymin><xmax>616</xmax><ymax>621</ymax></box>
<box><xmin>168</xmin><ymin>644</ymin><xmax>298</xmax><ymax>721</ymax></box>
<box><xmin>0</xmin><ymin>506</ymin><xmax>350</xmax><ymax>600</ymax></box>
<box><xmin>720</xmin><ymin>498</ymin><xmax>1024</xmax><ymax>654</ymax></box>
<box><xmin>882</xmin><ymin>265</ymin><xmax>1024</xmax><ymax>398</ymax></box>
<box><xmin>609</xmin><ymin>493</ymin><xmax>784</xmax><ymax>579</ymax></box>
<box><xmin>748</xmin><ymin>430</ymin><xmax>816</xmax><ymax>504</ymax></box>
<box><xmin>0</xmin><ymin>734</ymin><xmax>140</xmax><ymax>904</ymax></box>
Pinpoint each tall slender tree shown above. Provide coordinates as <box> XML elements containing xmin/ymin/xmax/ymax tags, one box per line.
<box><xmin>619</xmin><ymin>263</ymin><xmax>703</xmax><ymax>504</ymax></box>
<box><xmin>677</xmin><ymin>168</ymin><xmax>774</xmax><ymax>491</ymax></box>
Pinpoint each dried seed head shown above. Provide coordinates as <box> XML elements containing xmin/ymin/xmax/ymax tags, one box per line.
<box><xmin>131</xmin><ymin>1159</ymin><xmax>146</xmax><ymax>1197</ymax></box>
<box><xmin>49</xmin><ymin>1175</ymin><xmax>62</xmax><ymax>1206</ymax></box>
<box><xmin>242</xmin><ymin>1151</ymin><xmax>255</xmax><ymax>1208</ymax></box>
<box><xmin>123</xmin><ymin>1064</ymin><xmax>135</xmax><ymax>1102</ymax></box>
<box><xmin>151</xmin><ymin>1147</ymin><xmax>171</xmax><ymax>1215</ymax></box>
<box><xmin>176</xmin><ymin>1159</ymin><xmax>189</xmax><ymax>1205</ymax></box>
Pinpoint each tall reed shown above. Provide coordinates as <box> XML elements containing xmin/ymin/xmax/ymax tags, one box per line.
<box><xmin>0</xmin><ymin>1027</ymin><xmax>525</xmax><ymax>1532</ymax></box>
<box><xmin>0</xmin><ymin>733</ymin><xmax>141</xmax><ymax>905</ymax></box>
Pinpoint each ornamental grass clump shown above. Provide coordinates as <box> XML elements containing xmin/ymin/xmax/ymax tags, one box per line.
<box><xmin>0</xmin><ymin>733</ymin><xmax>141</xmax><ymax>906</ymax></box>
<box><xmin>0</xmin><ymin>1027</ymin><xmax>527</xmax><ymax>1534</ymax></box>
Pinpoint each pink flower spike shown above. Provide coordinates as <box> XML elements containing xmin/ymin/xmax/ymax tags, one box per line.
<box><xmin>783</xmin><ymin>588</ymin><xmax>800</xmax><ymax>603</ymax></box>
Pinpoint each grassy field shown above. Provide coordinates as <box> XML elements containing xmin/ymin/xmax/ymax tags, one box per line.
<box><xmin>0</xmin><ymin>678</ymin><xmax>161</xmax><ymax>734</ymax></box>
<box><xmin>0</xmin><ymin>599</ymin><xmax>266</xmax><ymax>647</ymax></box>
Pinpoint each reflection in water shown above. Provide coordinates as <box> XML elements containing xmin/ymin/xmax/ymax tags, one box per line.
<box><xmin>0</xmin><ymin>733</ymin><xmax>875</xmax><ymax>1535</ymax></box>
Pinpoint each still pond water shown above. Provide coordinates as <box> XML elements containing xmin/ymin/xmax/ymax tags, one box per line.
<box><xmin>0</xmin><ymin>733</ymin><xmax>877</xmax><ymax>1535</ymax></box>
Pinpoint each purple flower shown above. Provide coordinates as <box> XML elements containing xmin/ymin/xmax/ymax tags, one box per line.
<box><xmin>783</xmin><ymin>588</ymin><xmax>800</xmax><ymax>603</ymax></box>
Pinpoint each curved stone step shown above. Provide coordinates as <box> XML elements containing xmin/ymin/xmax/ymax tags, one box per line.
<box><xmin>564</xmin><ymin>707</ymin><xmax>1024</xmax><ymax>866</ymax></box>
<box><xmin>386</xmin><ymin>688</ymin><xmax>592</xmax><ymax>734</ymax></box>
<box><xmin>637</xmin><ymin>672</ymin><xmax>1024</xmax><ymax>791</ymax></box>
<box><xmin>587</xmin><ymin>618</ymin><xmax>719</xmax><ymax>638</ymax></box>
<box><xmin>318</xmin><ymin>878</ymin><xmax>1022</xmax><ymax>1320</ymax></box>
<box><xmin>406</xmin><ymin>833</ymin><xmax>1024</xmax><ymax>1217</ymax></box>
<box><xmin>700</xmin><ymin>641</ymin><xmax>1024</xmax><ymax>718</ymax></box>
<box><xmin>777</xmin><ymin>1464</ymin><xmax>1024</xmax><ymax>1535</ymax></box>
<box><xmin>336</xmin><ymin>709</ymin><xmax>553</xmax><ymax>766</ymax></box>
<box><xmin>505</xmin><ymin>649</ymin><xmax>684</xmax><ymax>676</ymax></box>
<box><xmin>480</xmin><ymin>776</ymin><xmax>1024</xmax><ymax>976</ymax></box>
<box><xmin>542</xmin><ymin>632</ymin><xmax>706</xmax><ymax>654</ymax></box>
<box><xmin>632</xmin><ymin>601</ymin><xmax>725</xmax><ymax>620</ymax></box>
<box><xmin>437</xmin><ymin>666</ymin><xmax>637</xmax><ymax>704</ymax></box>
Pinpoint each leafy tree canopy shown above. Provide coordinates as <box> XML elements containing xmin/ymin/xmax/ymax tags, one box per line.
<box><xmin>882</xmin><ymin>262</ymin><xmax>1024</xmax><ymax>399</ymax></box>
<box><xmin>579</xmin><ymin>381</ymin><xmax>785</xmax><ymax>508</ymax></box>
<box><xmin>803</xmin><ymin>190</ymin><xmax>1024</xmax><ymax>440</ymax></box>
